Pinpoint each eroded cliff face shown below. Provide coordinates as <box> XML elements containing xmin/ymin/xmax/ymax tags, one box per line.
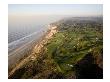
<box><xmin>30</xmin><ymin>26</ymin><xmax>58</xmax><ymax>61</ymax></box>
<box><xmin>8</xmin><ymin>25</ymin><xmax>58</xmax><ymax>78</ymax></box>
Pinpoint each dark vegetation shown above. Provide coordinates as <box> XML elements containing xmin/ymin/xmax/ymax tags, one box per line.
<box><xmin>9</xmin><ymin>17</ymin><xmax>103</xmax><ymax>79</ymax></box>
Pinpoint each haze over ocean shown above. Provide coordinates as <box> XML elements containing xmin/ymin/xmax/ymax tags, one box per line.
<box><xmin>8</xmin><ymin>4</ymin><xmax>103</xmax><ymax>43</ymax></box>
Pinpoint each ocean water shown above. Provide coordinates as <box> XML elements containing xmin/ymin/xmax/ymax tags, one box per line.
<box><xmin>8</xmin><ymin>15</ymin><xmax>65</xmax><ymax>55</ymax></box>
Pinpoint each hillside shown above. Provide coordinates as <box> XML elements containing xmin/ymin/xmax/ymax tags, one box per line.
<box><xmin>8</xmin><ymin>17</ymin><xmax>103</xmax><ymax>79</ymax></box>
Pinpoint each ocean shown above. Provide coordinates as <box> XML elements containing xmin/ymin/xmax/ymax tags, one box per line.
<box><xmin>8</xmin><ymin>15</ymin><xmax>65</xmax><ymax>56</ymax></box>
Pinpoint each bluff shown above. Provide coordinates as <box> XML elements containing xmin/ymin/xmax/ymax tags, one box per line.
<box><xmin>9</xmin><ymin>17</ymin><xmax>103</xmax><ymax>79</ymax></box>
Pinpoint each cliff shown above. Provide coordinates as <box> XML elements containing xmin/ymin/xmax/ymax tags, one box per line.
<box><xmin>9</xmin><ymin>17</ymin><xmax>103</xmax><ymax>79</ymax></box>
<box><xmin>8</xmin><ymin>25</ymin><xmax>58</xmax><ymax>78</ymax></box>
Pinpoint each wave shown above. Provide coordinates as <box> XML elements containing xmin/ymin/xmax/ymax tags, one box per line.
<box><xmin>8</xmin><ymin>26</ymin><xmax>48</xmax><ymax>54</ymax></box>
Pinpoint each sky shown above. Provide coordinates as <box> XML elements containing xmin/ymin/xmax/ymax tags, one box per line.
<box><xmin>8</xmin><ymin>4</ymin><xmax>103</xmax><ymax>16</ymax></box>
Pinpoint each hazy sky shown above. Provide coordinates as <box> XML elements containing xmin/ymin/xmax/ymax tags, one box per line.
<box><xmin>9</xmin><ymin>4</ymin><xmax>103</xmax><ymax>16</ymax></box>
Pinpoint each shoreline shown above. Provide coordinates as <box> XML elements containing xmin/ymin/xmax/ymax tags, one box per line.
<box><xmin>8</xmin><ymin>24</ymin><xmax>58</xmax><ymax>77</ymax></box>
<box><xmin>8</xmin><ymin>26</ymin><xmax>49</xmax><ymax>69</ymax></box>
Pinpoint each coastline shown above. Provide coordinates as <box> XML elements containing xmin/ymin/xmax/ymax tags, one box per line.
<box><xmin>8</xmin><ymin>24</ymin><xmax>58</xmax><ymax>77</ymax></box>
<box><xmin>8</xmin><ymin>17</ymin><xmax>103</xmax><ymax>79</ymax></box>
